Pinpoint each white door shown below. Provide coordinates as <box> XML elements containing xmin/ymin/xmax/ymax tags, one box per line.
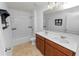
<box><xmin>11</xmin><ymin>10</ymin><xmax>33</xmax><ymax>44</ymax></box>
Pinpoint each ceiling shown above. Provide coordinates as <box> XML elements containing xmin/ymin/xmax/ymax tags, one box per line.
<box><xmin>6</xmin><ymin>2</ymin><xmax>48</xmax><ymax>11</ymax></box>
<box><xmin>6</xmin><ymin>2</ymin><xmax>79</xmax><ymax>14</ymax></box>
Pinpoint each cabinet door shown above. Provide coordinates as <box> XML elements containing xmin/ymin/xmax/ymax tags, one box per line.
<box><xmin>45</xmin><ymin>43</ymin><xmax>55</xmax><ymax>56</ymax></box>
<box><xmin>36</xmin><ymin>36</ymin><xmax>40</xmax><ymax>49</ymax></box>
<box><xmin>36</xmin><ymin>35</ymin><xmax>44</xmax><ymax>55</ymax></box>
<box><xmin>45</xmin><ymin>43</ymin><xmax>66</xmax><ymax>56</ymax></box>
<box><xmin>45</xmin><ymin>39</ymin><xmax>75</xmax><ymax>56</ymax></box>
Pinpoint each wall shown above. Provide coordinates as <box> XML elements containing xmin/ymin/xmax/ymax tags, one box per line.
<box><xmin>0</xmin><ymin>3</ymin><xmax>8</xmax><ymax>10</ymax></box>
<box><xmin>66</xmin><ymin>13</ymin><xmax>79</xmax><ymax>34</ymax></box>
<box><xmin>36</xmin><ymin>9</ymin><xmax>43</xmax><ymax>32</ymax></box>
<box><xmin>9</xmin><ymin>9</ymin><xmax>34</xmax><ymax>45</ymax></box>
<box><xmin>43</xmin><ymin>13</ymin><xmax>50</xmax><ymax>30</ymax></box>
<box><xmin>34</xmin><ymin>8</ymin><xmax>43</xmax><ymax>32</ymax></box>
<box><xmin>33</xmin><ymin>10</ymin><xmax>37</xmax><ymax>32</ymax></box>
<box><xmin>33</xmin><ymin>6</ymin><xmax>48</xmax><ymax>32</ymax></box>
<box><xmin>44</xmin><ymin>12</ymin><xmax>66</xmax><ymax>32</ymax></box>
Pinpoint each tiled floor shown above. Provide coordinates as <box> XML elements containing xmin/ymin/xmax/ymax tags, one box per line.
<box><xmin>12</xmin><ymin>41</ymin><xmax>43</xmax><ymax>56</ymax></box>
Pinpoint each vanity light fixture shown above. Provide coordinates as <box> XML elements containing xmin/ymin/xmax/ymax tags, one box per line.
<box><xmin>48</xmin><ymin>2</ymin><xmax>56</xmax><ymax>9</ymax></box>
<box><xmin>48</xmin><ymin>2</ymin><xmax>64</xmax><ymax>10</ymax></box>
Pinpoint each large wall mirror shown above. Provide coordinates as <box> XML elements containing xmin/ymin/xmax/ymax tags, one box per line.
<box><xmin>43</xmin><ymin>6</ymin><xmax>79</xmax><ymax>35</ymax></box>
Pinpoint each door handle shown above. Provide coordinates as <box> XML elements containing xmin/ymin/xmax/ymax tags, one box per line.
<box><xmin>28</xmin><ymin>26</ymin><xmax>32</xmax><ymax>28</ymax></box>
<box><xmin>28</xmin><ymin>26</ymin><xmax>33</xmax><ymax>31</ymax></box>
<box><xmin>12</xmin><ymin>28</ymin><xmax>16</xmax><ymax>31</ymax></box>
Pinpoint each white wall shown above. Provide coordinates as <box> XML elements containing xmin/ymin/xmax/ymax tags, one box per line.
<box><xmin>66</xmin><ymin>13</ymin><xmax>79</xmax><ymax>34</ymax></box>
<box><xmin>34</xmin><ymin>9</ymin><xmax>43</xmax><ymax>32</ymax></box>
<box><xmin>33</xmin><ymin>10</ymin><xmax>37</xmax><ymax>32</ymax></box>
<box><xmin>46</xmin><ymin>12</ymin><xmax>66</xmax><ymax>32</ymax></box>
<box><xmin>0</xmin><ymin>3</ymin><xmax>8</xmax><ymax>10</ymax></box>
<box><xmin>33</xmin><ymin>6</ymin><xmax>48</xmax><ymax>32</ymax></box>
<box><xmin>43</xmin><ymin>13</ymin><xmax>51</xmax><ymax>30</ymax></box>
<box><xmin>36</xmin><ymin>9</ymin><xmax>43</xmax><ymax>32</ymax></box>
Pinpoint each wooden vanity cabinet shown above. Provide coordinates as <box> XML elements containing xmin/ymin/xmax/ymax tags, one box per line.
<box><xmin>45</xmin><ymin>42</ymin><xmax>66</xmax><ymax>56</ymax></box>
<box><xmin>45</xmin><ymin>39</ymin><xmax>75</xmax><ymax>56</ymax></box>
<box><xmin>36</xmin><ymin>34</ymin><xmax>45</xmax><ymax>55</ymax></box>
<box><xmin>36</xmin><ymin>34</ymin><xmax>75</xmax><ymax>56</ymax></box>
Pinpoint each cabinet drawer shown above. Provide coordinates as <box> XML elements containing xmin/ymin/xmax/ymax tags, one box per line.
<box><xmin>45</xmin><ymin>39</ymin><xmax>75</xmax><ymax>56</ymax></box>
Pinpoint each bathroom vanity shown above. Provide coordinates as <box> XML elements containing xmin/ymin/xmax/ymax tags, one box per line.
<box><xmin>36</xmin><ymin>31</ymin><xmax>78</xmax><ymax>56</ymax></box>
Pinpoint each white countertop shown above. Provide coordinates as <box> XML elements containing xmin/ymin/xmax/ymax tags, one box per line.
<box><xmin>36</xmin><ymin>30</ymin><xmax>79</xmax><ymax>52</ymax></box>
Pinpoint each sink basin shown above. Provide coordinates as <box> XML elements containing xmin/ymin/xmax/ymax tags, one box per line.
<box><xmin>54</xmin><ymin>37</ymin><xmax>69</xmax><ymax>43</ymax></box>
<box><xmin>60</xmin><ymin>36</ymin><xmax>69</xmax><ymax>43</ymax></box>
<box><xmin>47</xmin><ymin>35</ymin><xmax>69</xmax><ymax>44</ymax></box>
<box><xmin>40</xmin><ymin>31</ymin><xmax>70</xmax><ymax>44</ymax></box>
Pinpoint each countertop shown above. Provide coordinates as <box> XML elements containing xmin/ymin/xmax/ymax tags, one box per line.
<box><xmin>36</xmin><ymin>30</ymin><xmax>79</xmax><ymax>52</ymax></box>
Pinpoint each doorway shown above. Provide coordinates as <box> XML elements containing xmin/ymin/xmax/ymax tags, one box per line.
<box><xmin>10</xmin><ymin>9</ymin><xmax>34</xmax><ymax>46</ymax></box>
